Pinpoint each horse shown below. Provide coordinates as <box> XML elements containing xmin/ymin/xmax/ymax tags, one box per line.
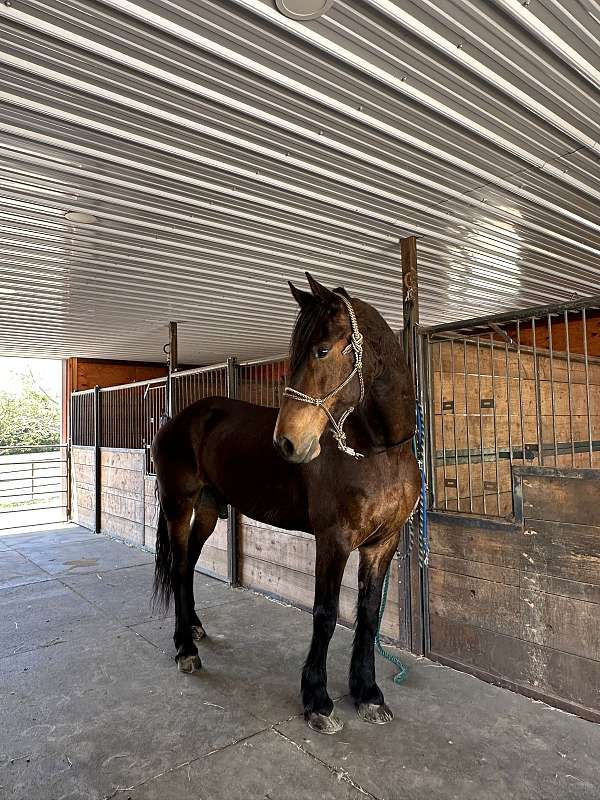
<box><xmin>151</xmin><ymin>272</ymin><xmax>420</xmax><ymax>733</ymax></box>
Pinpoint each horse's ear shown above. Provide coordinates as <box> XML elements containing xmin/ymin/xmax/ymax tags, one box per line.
<box><xmin>288</xmin><ymin>281</ymin><xmax>314</xmax><ymax>308</ymax></box>
<box><xmin>305</xmin><ymin>272</ymin><xmax>335</xmax><ymax>303</ymax></box>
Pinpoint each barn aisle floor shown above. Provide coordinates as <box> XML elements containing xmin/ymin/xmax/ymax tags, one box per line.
<box><xmin>1</xmin><ymin>525</ymin><xmax>598</xmax><ymax>800</ymax></box>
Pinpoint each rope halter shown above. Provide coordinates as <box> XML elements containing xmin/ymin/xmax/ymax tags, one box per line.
<box><xmin>283</xmin><ymin>292</ymin><xmax>365</xmax><ymax>459</ymax></box>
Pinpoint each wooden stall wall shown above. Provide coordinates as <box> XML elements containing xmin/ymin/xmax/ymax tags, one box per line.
<box><xmin>239</xmin><ymin>516</ymin><xmax>402</xmax><ymax>640</ymax></box>
<box><xmin>71</xmin><ymin>446</ymin><xmax>229</xmax><ymax>579</ymax></box>
<box><xmin>71</xmin><ymin>446</ymin><xmax>403</xmax><ymax>639</ymax></box>
<box><xmin>427</xmin><ymin>467</ymin><xmax>600</xmax><ymax>723</ymax></box>
<box><xmin>70</xmin><ymin>446</ymin><xmax>95</xmax><ymax>531</ymax></box>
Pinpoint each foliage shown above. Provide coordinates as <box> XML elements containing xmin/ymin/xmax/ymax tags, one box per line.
<box><xmin>0</xmin><ymin>374</ymin><xmax>61</xmax><ymax>451</ymax></box>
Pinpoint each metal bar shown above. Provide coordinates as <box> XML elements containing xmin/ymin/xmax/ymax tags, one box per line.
<box><xmin>66</xmin><ymin>441</ymin><xmax>72</xmax><ymax>521</ymax></box>
<box><xmin>476</xmin><ymin>337</ymin><xmax>486</xmax><ymax>515</ymax></box>
<box><xmin>94</xmin><ymin>384</ymin><xmax>101</xmax><ymax>534</ymax></box>
<box><xmin>462</xmin><ymin>337</ymin><xmax>473</xmax><ymax>513</ymax></box>
<box><xmin>516</xmin><ymin>320</ymin><xmax>526</xmax><ymax>471</ymax></box>
<box><xmin>582</xmin><ymin>308</ymin><xmax>593</xmax><ymax>467</ymax></box>
<box><xmin>490</xmin><ymin>333</ymin><xmax>500</xmax><ymax>515</ymax></box>
<box><xmin>97</xmin><ymin>376</ymin><xmax>167</xmax><ymax>393</ymax></box>
<box><xmin>438</xmin><ymin>340</ymin><xmax>448</xmax><ymax>510</ymax></box>
<box><xmin>424</xmin><ymin>293</ymin><xmax>600</xmax><ymax>335</ymax></box>
<box><xmin>226</xmin><ymin>356</ymin><xmax>239</xmax><ymax>587</ymax></box>
<box><xmin>532</xmin><ymin>318</ymin><xmax>544</xmax><ymax>467</ymax></box>
<box><xmin>504</xmin><ymin>338</ymin><xmax>514</xmax><ymax>479</ymax></box>
<box><xmin>0</xmin><ymin>504</ymin><xmax>68</xmax><ymax>515</ymax></box>
<box><xmin>547</xmin><ymin>314</ymin><xmax>558</xmax><ymax>466</ymax></box>
<box><xmin>237</xmin><ymin>354</ymin><xmax>288</xmax><ymax>368</ymax></box>
<box><xmin>564</xmin><ymin>312</ymin><xmax>575</xmax><ymax>467</ymax></box>
<box><xmin>424</xmin><ymin>333</ymin><xmax>436</xmax><ymax>511</ymax></box>
<box><xmin>450</xmin><ymin>338</ymin><xmax>460</xmax><ymax>511</ymax></box>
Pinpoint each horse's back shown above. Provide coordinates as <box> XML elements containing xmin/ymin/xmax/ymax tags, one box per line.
<box><xmin>153</xmin><ymin>396</ymin><xmax>311</xmax><ymax>533</ymax></box>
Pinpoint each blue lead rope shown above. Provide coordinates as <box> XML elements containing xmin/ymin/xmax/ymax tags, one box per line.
<box><xmin>374</xmin><ymin>400</ymin><xmax>428</xmax><ymax>685</ymax></box>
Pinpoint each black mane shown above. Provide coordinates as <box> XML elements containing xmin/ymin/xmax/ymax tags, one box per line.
<box><xmin>288</xmin><ymin>287</ymin><xmax>349</xmax><ymax>374</ymax></box>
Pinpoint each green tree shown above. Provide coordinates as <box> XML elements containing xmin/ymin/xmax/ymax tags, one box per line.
<box><xmin>0</xmin><ymin>374</ymin><xmax>61</xmax><ymax>451</ymax></box>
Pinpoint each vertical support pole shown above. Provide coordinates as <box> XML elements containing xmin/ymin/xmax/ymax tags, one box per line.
<box><xmin>94</xmin><ymin>384</ymin><xmax>101</xmax><ymax>534</ymax></box>
<box><xmin>166</xmin><ymin>321</ymin><xmax>178</xmax><ymax>419</ymax></box>
<box><xmin>401</xmin><ymin>235</ymin><xmax>427</xmax><ymax>656</ymax></box>
<box><xmin>226</xmin><ymin>357</ymin><xmax>239</xmax><ymax>586</ymax></box>
<box><xmin>66</xmin><ymin>442</ymin><xmax>72</xmax><ymax>522</ymax></box>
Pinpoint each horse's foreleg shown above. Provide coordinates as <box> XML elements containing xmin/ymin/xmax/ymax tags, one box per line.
<box><xmin>350</xmin><ymin>532</ymin><xmax>399</xmax><ymax>724</ymax></box>
<box><xmin>166</xmin><ymin>500</ymin><xmax>200</xmax><ymax>673</ymax></box>
<box><xmin>302</xmin><ymin>536</ymin><xmax>350</xmax><ymax>734</ymax></box>
<box><xmin>187</xmin><ymin>492</ymin><xmax>219</xmax><ymax>641</ymax></box>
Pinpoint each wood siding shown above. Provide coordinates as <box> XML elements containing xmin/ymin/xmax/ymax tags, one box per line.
<box><xmin>239</xmin><ymin>517</ymin><xmax>401</xmax><ymax>640</ymax></box>
<box><xmin>428</xmin><ymin>467</ymin><xmax>600</xmax><ymax>723</ymax></box>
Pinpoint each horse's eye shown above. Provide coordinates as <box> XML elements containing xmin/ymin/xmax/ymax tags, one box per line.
<box><xmin>315</xmin><ymin>346</ymin><xmax>330</xmax><ymax>359</ymax></box>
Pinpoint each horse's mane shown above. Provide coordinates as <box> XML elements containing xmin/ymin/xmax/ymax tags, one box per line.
<box><xmin>289</xmin><ymin>301</ymin><xmax>330</xmax><ymax>373</ymax></box>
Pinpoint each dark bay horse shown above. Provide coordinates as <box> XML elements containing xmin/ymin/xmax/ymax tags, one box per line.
<box><xmin>152</xmin><ymin>273</ymin><xmax>420</xmax><ymax>733</ymax></box>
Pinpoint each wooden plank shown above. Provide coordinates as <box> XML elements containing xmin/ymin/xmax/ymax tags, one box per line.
<box><xmin>240</xmin><ymin>522</ymin><xmax>400</xmax><ymax>600</ymax></box>
<box><xmin>429</xmin><ymin>615</ymin><xmax>600</xmax><ymax>717</ymax></box>
<box><xmin>429</xmin><ymin>517</ymin><xmax>521</xmax><ymax>568</ymax></box>
<box><xmin>101</xmin><ymin>490</ymin><xmax>143</xmax><ymax>524</ymax></box>
<box><xmin>428</xmin><ymin>553</ymin><xmax>520</xmax><ymax>586</ymax></box>
<box><xmin>428</xmin><ymin>568</ymin><xmax>520</xmax><ymax>638</ymax></box>
<box><xmin>198</xmin><ymin>543</ymin><xmax>228</xmax><ymax>578</ymax></box>
<box><xmin>520</xmin><ymin>578</ymin><xmax>600</xmax><ymax>661</ymax></box>
<box><xmin>522</xmin><ymin>473</ymin><xmax>600</xmax><ymax>526</ymax></box>
<box><xmin>521</xmin><ymin>572</ymin><xmax>600</xmax><ymax>605</ymax></box>
<box><xmin>101</xmin><ymin>467</ymin><xmax>143</xmax><ymax>498</ymax></box>
<box><xmin>521</xmin><ymin>519</ymin><xmax>600</xmax><ymax>585</ymax></box>
<box><xmin>100</xmin><ymin>449</ymin><xmax>145</xmax><ymax>471</ymax></box>
<box><xmin>241</xmin><ymin>556</ymin><xmax>399</xmax><ymax>640</ymax></box>
<box><xmin>101</xmin><ymin>511</ymin><xmax>144</xmax><ymax>545</ymax></box>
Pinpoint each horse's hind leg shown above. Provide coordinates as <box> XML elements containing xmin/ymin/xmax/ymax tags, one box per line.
<box><xmin>349</xmin><ymin>532</ymin><xmax>399</xmax><ymax>724</ymax></box>
<box><xmin>186</xmin><ymin>489</ymin><xmax>219</xmax><ymax>641</ymax></box>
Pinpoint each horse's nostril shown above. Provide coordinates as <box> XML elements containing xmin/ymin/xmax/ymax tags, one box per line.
<box><xmin>276</xmin><ymin>435</ymin><xmax>295</xmax><ymax>458</ymax></box>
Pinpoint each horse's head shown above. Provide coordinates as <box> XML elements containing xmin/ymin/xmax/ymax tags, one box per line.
<box><xmin>274</xmin><ymin>273</ymin><xmax>372</xmax><ymax>463</ymax></box>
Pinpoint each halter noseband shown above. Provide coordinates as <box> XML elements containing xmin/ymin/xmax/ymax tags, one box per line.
<box><xmin>283</xmin><ymin>293</ymin><xmax>365</xmax><ymax>459</ymax></box>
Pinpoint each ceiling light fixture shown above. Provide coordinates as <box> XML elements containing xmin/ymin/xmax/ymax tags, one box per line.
<box><xmin>64</xmin><ymin>210</ymin><xmax>97</xmax><ymax>224</ymax></box>
<box><xmin>275</xmin><ymin>0</ymin><xmax>334</xmax><ymax>20</ymax></box>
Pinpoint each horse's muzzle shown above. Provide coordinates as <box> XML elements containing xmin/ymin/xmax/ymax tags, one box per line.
<box><xmin>274</xmin><ymin>434</ymin><xmax>320</xmax><ymax>463</ymax></box>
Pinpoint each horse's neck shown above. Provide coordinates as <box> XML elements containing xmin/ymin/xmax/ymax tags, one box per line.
<box><xmin>354</xmin><ymin>358</ymin><xmax>415</xmax><ymax>451</ymax></box>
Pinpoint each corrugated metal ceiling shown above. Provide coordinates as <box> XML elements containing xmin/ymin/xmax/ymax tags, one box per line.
<box><xmin>0</xmin><ymin>0</ymin><xmax>598</xmax><ymax>363</ymax></box>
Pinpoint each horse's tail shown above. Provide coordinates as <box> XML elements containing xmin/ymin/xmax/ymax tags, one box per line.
<box><xmin>151</xmin><ymin>485</ymin><xmax>173</xmax><ymax>612</ymax></box>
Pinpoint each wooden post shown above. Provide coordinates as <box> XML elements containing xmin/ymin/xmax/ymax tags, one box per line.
<box><xmin>401</xmin><ymin>235</ymin><xmax>426</xmax><ymax>656</ymax></box>
<box><xmin>94</xmin><ymin>384</ymin><xmax>102</xmax><ymax>534</ymax></box>
<box><xmin>226</xmin><ymin>357</ymin><xmax>239</xmax><ymax>586</ymax></box>
<box><xmin>166</xmin><ymin>321</ymin><xmax>178</xmax><ymax>419</ymax></box>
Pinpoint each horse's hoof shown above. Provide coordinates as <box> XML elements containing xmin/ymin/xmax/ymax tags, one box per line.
<box><xmin>177</xmin><ymin>654</ymin><xmax>202</xmax><ymax>673</ymax></box>
<box><xmin>356</xmin><ymin>702</ymin><xmax>394</xmax><ymax>724</ymax></box>
<box><xmin>306</xmin><ymin>711</ymin><xmax>344</xmax><ymax>735</ymax></box>
<box><xmin>191</xmin><ymin>624</ymin><xmax>207</xmax><ymax>641</ymax></box>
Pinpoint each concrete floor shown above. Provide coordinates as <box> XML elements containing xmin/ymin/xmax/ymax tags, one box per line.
<box><xmin>1</xmin><ymin>525</ymin><xmax>599</xmax><ymax>800</ymax></box>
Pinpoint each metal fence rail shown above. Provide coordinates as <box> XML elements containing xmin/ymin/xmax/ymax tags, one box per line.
<box><xmin>0</xmin><ymin>445</ymin><xmax>68</xmax><ymax>530</ymax></box>
<box><xmin>171</xmin><ymin>363</ymin><xmax>228</xmax><ymax>416</ymax></box>
<box><xmin>69</xmin><ymin>357</ymin><xmax>289</xmax><ymax>475</ymax></box>
<box><xmin>238</xmin><ymin>355</ymin><xmax>288</xmax><ymax>408</ymax></box>
<box><xmin>425</xmin><ymin>296</ymin><xmax>600</xmax><ymax>517</ymax></box>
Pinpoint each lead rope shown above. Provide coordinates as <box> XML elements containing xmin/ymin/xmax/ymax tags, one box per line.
<box><xmin>374</xmin><ymin>399</ymin><xmax>428</xmax><ymax>685</ymax></box>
